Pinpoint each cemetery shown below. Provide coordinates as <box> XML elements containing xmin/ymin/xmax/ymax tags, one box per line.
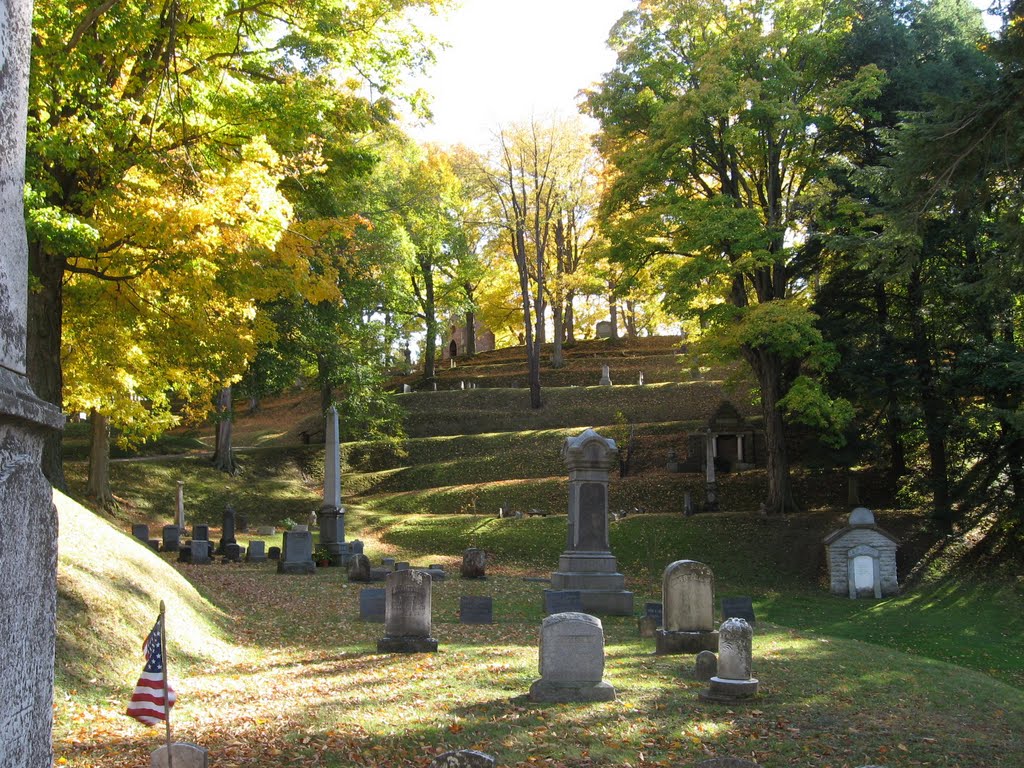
<box><xmin>48</xmin><ymin>370</ymin><xmax>1024</xmax><ymax>767</ymax></box>
<box><xmin>3</xmin><ymin>0</ymin><xmax>1023</xmax><ymax>765</ymax></box>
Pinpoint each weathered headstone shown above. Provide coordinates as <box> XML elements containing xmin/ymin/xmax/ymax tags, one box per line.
<box><xmin>245</xmin><ymin>540</ymin><xmax>267</xmax><ymax>562</ymax></box>
<box><xmin>546</xmin><ymin>429</ymin><xmax>633</xmax><ymax>615</ymax></box>
<box><xmin>683</xmin><ymin>491</ymin><xmax>695</xmax><ymax>516</ymax></box>
<box><xmin>461</xmin><ymin>547</ymin><xmax>487</xmax><ymax>578</ymax></box>
<box><xmin>656</xmin><ymin>560</ymin><xmax>718</xmax><ymax>654</ymax></box>
<box><xmin>529</xmin><ymin>612</ymin><xmax>615</xmax><ymax>702</ymax></box>
<box><xmin>192</xmin><ymin>524</ymin><xmax>210</xmax><ymax>542</ymax></box>
<box><xmin>428</xmin><ymin>750</ymin><xmax>496</xmax><ymax>768</ymax></box>
<box><xmin>403</xmin><ymin>384</ymin><xmax>412</xmax><ymax>393</ymax></box>
<box><xmin>162</xmin><ymin>525</ymin><xmax>181</xmax><ymax>553</ymax></box>
<box><xmin>348</xmin><ymin>553</ymin><xmax>372</xmax><ymax>582</ymax></box>
<box><xmin>224</xmin><ymin>543</ymin><xmax>242</xmax><ymax>562</ymax></box>
<box><xmin>359</xmin><ymin>588</ymin><xmax>386</xmax><ymax>622</ymax></box>
<box><xmin>257</xmin><ymin>525</ymin><xmax>276</xmax><ymax>536</ymax></box>
<box><xmin>666</xmin><ymin>448</ymin><xmax>679</xmax><ymax>473</ymax></box>
<box><xmin>276</xmin><ymin>530</ymin><xmax>315</xmax><ymax>574</ymax></box>
<box><xmin>190</xmin><ymin>540</ymin><xmax>211</xmax><ymax>565</ymax></box>
<box><xmin>595</xmin><ymin>320</ymin><xmax>613</xmax><ymax>338</ymax></box>
<box><xmin>216</xmin><ymin>504</ymin><xmax>236</xmax><ymax>555</ymax></box>
<box><xmin>638</xmin><ymin>371</ymin><xmax>645</xmax><ymax>385</ymax></box>
<box><xmin>395</xmin><ymin>561</ymin><xmax>410</xmax><ymax>570</ymax></box>
<box><xmin>544</xmin><ymin>590</ymin><xmax>584</xmax><ymax>615</ymax></box>
<box><xmin>694</xmin><ymin>650</ymin><xmax>718</xmax><ymax>681</ymax></box>
<box><xmin>459</xmin><ymin>596</ymin><xmax>494</xmax><ymax>625</ymax></box>
<box><xmin>378</xmin><ymin>570</ymin><xmax>438</xmax><ymax>652</ymax></box>
<box><xmin>0</xmin><ymin>6</ymin><xmax>67</xmax><ymax>761</ymax></box>
<box><xmin>268</xmin><ymin>546</ymin><xmax>281</xmax><ymax>560</ymax></box>
<box><xmin>721</xmin><ymin>597</ymin><xmax>756</xmax><ymax>624</ymax></box>
<box><xmin>148</xmin><ymin>539</ymin><xmax>161</xmax><ymax>551</ymax></box>
<box><xmin>382</xmin><ymin>557</ymin><xmax>396</xmax><ymax>570</ymax></box>
<box><xmin>132</xmin><ymin>524</ymin><xmax>150</xmax><ymax>543</ymax></box>
<box><xmin>599</xmin><ymin>365</ymin><xmax>612</xmax><ymax>386</ymax></box>
<box><xmin>699</xmin><ymin>618</ymin><xmax>759</xmax><ymax>702</ymax></box>
<box><xmin>151</xmin><ymin>742</ymin><xmax>210</xmax><ymax>768</ymax></box>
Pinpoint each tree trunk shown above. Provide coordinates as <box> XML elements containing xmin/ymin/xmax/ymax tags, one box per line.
<box><xmin>745</xmin><ymin>347</ymin><xmax>798</xmax><ymax>514</ymax></box>
<box><xmin>565</xmin><ymin>292</ymin><xmax>576</xmax><ymax>343</ymax></box>
<box><xmin>422</xmin><ymin>255</ymin><xmax>438</xmax><ymax>381</ymax></box>
<box><xmin>515</xmin><ymin>224</ymin><xmax>542</xmax><ymax>409</ymax></box>
<box><xmin>212</xmin><ymin>386</ymin><xmax>235</xmax><ymax>474</ymax></box>
<box><xmin>27</xmin><ymin>239</ymin><xmax>67</xmax><ymax>489</ymax></box>
<box><xmin>86</xmin><ymin>410</ymin><xmax>112</xmax><ymax>507</ymax></box>
<box><xmin>608</xmin><ymin>288</ymin><xmax>618</xmax><ymax>340</ymax></box>
<box><xmin>551</xmin><ymin>303</ymin><xmax>565</xmax><ymax>368</ymax></box>
<box><xmin>873</xmin><ymin>281</ymin><xmax>907</xmax><ymax>482</ymax></box>
<box><xmin>465</xmin><ymin>308</ymin><xmax>476</xmax><ymax>357</ymax></box>
<box><xmin>318</xmin><ymin>354</ymin><xmax>333</xmax><ymax>415</ymax></box>
<box><xmin>625</xmin><ymin>300</ymin><xmax>638</xmax><ymax>338</ymax></box>
<box><xmin>908</xmin><ymin>266</ymin><xmax>951</xmax><ymax>524</ymax></box>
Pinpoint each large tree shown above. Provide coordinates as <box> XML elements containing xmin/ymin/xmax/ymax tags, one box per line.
<box><xmin>587</xmin><ymin>0</ymin><xmax>878</xmax><ymax>512</ymax></box>
<box><xmin>27</xmin><ymin>0</ymin><xmax>442</xmax><ymax>486</ymax></box>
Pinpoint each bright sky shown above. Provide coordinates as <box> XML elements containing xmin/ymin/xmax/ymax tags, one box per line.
<box><xmin>404</xmin><ymin>0</ymin><xmax>634</xmax><ymax>149</ymax></box>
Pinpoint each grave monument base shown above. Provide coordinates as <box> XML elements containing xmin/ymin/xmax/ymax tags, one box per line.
<box><xmin>655</xmin><ymin>628</ymin><xmax>719</xmax><ymax>654</ymax></box>
<box><xmin>698</xmin><ymin>676</ymin><xmax>760</xmax><ymax>703</ymax></box>
<box><xmin>528</xmin><ymin>679</ymin><xmax>616</xmax><ymax>703</ymax></box>
<box><xmin>276</xmin><ymin>560</ymin><xmax>316</xmax><ymax>575</ymax></box>
<box><xmin>549</xmin><ymin>552</ymin><xmax>634</xmax><ymax>615</ymax></box>
<box><xmin>376</xmin><ymin>635</ymin><xmax>438</xmax><ymax>653</ymax></box>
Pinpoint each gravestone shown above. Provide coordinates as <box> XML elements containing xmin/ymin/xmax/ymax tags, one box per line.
<box><xmin>151</xmin><ymin>742</ymin><xmax>209</xmax><ymax>768</ymax></box>
<box><xmin>236</xmin><ymin>514</ymin><xmax>248</xmax><ymax>533</ymax></box>
<box><xmin>645</xmin><ymin>601</ymin><xmax>664</xmax><ymax>625</ymax></box>
<box><xmin>423</xmin><ymin>565</ymin><xmax>446</xmax><ymax>580</ymax></box>
<box><xmin>359</xmin><ymin>588</ymin><xmax>386</xmax><ymax>622</ymax></box>
<box><xmin>175</xmin><ymin>481</ymin><xmax>186</xmax><ymax>529</ymax></box>
<box><xmin>694</xmin><ymin>650</ymin><xmax>718</xmax><ymax>681</ymax></box>
<box><xmin>276</xmin><ymin>530</ymin><xmax>315</xmax><ymax>574</ymax></box>
<box><xmin>377</xmin><ymin>570</ymin><xmax>438</xmax><ymax>652</ymax></box>
<box><xmin>395</xmin><ymin>561</ymin><xmax>410</xmax><ymax>570</ymax></box>
<box><xmin>683</xmin><ymin>492</ymin><xmax>695</xmax><ymax>516</ymax></box>
<box><xmin>245</xmin><ymin>540</ymin><xmax>267</xmax><ymax>562</ymax></box>
<box><xmin>544</xmin><ymin>590</ymin><xmax>583</xmax><ymax>615</ymax></box>
<box><xmin>132</xmin><ymin>524</ymin><xmax>150</xmax><ymax>543</ymax></box>
<box><xmin>268</xmin><ymin>546</ymin><xmax>281</xmax><ymax>560</ymax></box>
<box><xmin>192</xmin><ymin>524</ymin><xmax>210</xmax><ymax>542</ymax></box>
<box><xmin>595</xmin><ymin>320</ymin><xmax>613</xmax><ymax>338</ymax></box>
<box><xmin>461</xmin><ymin>547</ymin><xmax>487</xmax><ymax>578</ymax></box>
<box><xmin>224</xmin><ymin>543</ymin><xmax>242</xmax><ymax>562</ymax></box>
<box><xmin>656</xmin><ymin>560</ymin><xmax>718</xmax><ymax>654</ymax></box>
<box><xmin>703</xmin><ymin>431</ymin><xmax>718</xmax><ymax>512</ymax></box>
<box><xmin>823</xmin><ymin>507</ymin><xmax>899</xmax><ymax>599</ymax></box>
<box><xmin>721</xmin><ymin>597</ymin><xmax>755</xmax><ymax>624</ymax></box>
<box><xmin>319</xmin><ymin>406</ymin><xmax>354</xmax><ymax>565</ymax></box>
<box><xmin>162</xmin><ymin>525</ymin><xmax>181</xmax><ymax>553</ymax></box>
<box><xmin>700</xmin><ymin>618</ymin><xmax>759</xmax><ymax>703</ymax></box>
<box><xmin>599</xmin><ymin>365</ymin><xmax>612</xmax><ymax>386</ymax></box>
<box><xmin>348</xmin><ymin>553</ymin><xmax>372</xmax><ymax>582</ymax></box>
<box><xmin>148</xmin><ymin>539</ymin><xmax>161</xmax><ymax>551</ymax></box>
<box><xmin>529</xmin><ymin>612</ymin><xmax>615</xmax><ymax>702</ymax></box>
<box><xmin>546</xmin><ymin>429</ymin><xmax>633</xmax><ymax>615</ymax></box>
<box><xmin>382</xmin><ymin>557</ymin><xmax>396</xmax><ymax>570</ymax></box>
<box><xmin>459</xmin><ymin>596</ymin><xmax>494</xmax><ymax>625</ymax></box>
<box><xmin>189</xmin><ymin>540</ymin><xmax>211</xmax><ymax>565</ymax></box>
<box><xmin>638</xmin><ymin>371</ymin><xmax>644</xmax><ymax>385</ymax></box>
<box><xmin>666</xmin><ymin>448</ymin><xmax>679</xmax><ymax>473</ymax></box>
<box><xmin>257</xmin><ymin>525</ymin><xmax>276</xmax><ymax>536</ymax></box>
<box><xmin>216</xmin><ymin>504</ymin><xmax>236</xmax><ymax>555</ymax></box>
<box><xmin>403</xmin><ymin>384</ymin><xmax>412</xmax><ymax>393</ymax></box>
<box><xmin>638</xmin><ymin>615</ymin><xmax>658</xmax><ymax>637</ymax></box>
<box><xmin>429</xmin><ymin>750</ymin><xmax>496</xmax><ymax>768</ymax></box>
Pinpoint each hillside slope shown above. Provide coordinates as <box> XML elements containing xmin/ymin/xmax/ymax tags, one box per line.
<box><xmin>55</xmin><ymin>491</ymin><xmax>235</xmax><ymax>696</ymax></box>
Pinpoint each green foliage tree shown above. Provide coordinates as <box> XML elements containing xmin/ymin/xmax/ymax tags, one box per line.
<box><xmin>587</xmin><ymin>0</ymin><xmax>875</xmax><ymax>512</ymax></box>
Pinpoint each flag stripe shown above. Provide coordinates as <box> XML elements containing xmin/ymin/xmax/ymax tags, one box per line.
<box><xmin>126</xmin><ymin>616</ymin><xmax>176</xmax><ymax>727</ymax></box>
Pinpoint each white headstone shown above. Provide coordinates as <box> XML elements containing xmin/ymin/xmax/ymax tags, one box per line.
<box><xmin>663</xmin><ymin>560</ymin><xmax>715</xmax><ymax>631</ymax></box>
<box><xmin>529</xmin><ymin>612</ymin><xmax>615</xmax><ymax>701</ymax></box>
<box><xmin>151</xmin><ymin>742</ymin><xmax>209</xmax><ymax>768</ymax></box>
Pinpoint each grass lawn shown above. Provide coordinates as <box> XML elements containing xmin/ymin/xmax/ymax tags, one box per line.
<box><xmin>55</xmin><ymin>495</ymin><xmax>1024</xmax><ymax>768</ymax></box>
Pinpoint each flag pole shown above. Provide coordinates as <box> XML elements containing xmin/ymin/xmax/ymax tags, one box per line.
<box><xmin>160</xmin><ymin>600</ymin><xmax>174</xmax><ymax>768</ymax></box>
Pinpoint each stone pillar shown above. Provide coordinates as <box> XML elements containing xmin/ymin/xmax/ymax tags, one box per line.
<box><xmin>319</xmin><ymin>406</ymin><xmax>348</xmax><ymax>563</ymax></box>
<box><xmin>546</xmin><ymin>429</ymin><xmax>633</xmax><ymax>615</ymax></box>
<box><xmin>704</xmin><ymin>430</ymin><xmax>719</xmax><ymax>512</ymax></box>
<box><xmin>0</xmin><ymin>3</ymin><xmax>67</xmax><ymax>762</ymax></box>
<box><xmin>175</xmin><ymin>480</ymin><xmax>185</xmax><ymax>529</ymax></box>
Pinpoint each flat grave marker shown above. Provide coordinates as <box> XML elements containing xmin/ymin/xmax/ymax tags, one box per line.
<box><xmin>459</xmin><ymin>596</ymin><xmax>494</xmax><ymax>625</ymax></box>
<box><xmin>359</xmin><ymin>588</ymin><xmax>386</xmax><ymax>622</ymax></box>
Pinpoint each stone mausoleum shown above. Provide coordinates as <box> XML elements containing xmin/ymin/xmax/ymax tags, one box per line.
<box><xmin>823</xmin><ymin>507</ymin><xmax>899</xmax><ymax>599</ymax></box>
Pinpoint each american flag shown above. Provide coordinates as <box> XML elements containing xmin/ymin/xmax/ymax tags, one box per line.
<box><xmin>126</xmin><ymin>617</ymin><xmax>176</xmax><ymax>725</ymax></box>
